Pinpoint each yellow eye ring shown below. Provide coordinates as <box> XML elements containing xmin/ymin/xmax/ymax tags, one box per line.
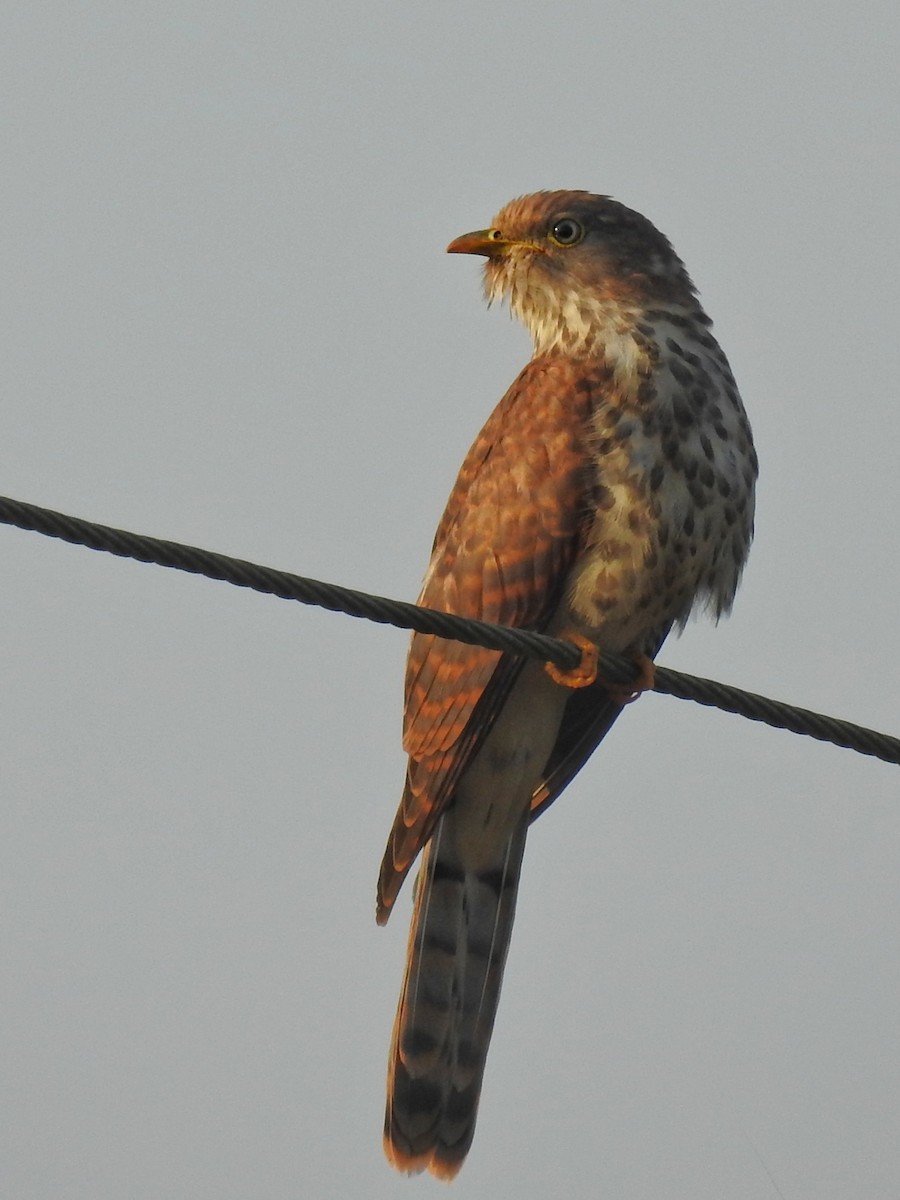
<box><xmin>548</xmin><ymin>217</ymin><xmax>585</xmax><ymax>247</ymax></box>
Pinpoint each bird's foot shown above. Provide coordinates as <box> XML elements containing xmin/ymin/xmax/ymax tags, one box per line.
<box><xmin>606</xmin><ymin>653</ymin><xmax>656</xmax><ymax>705</ymax></box>
<box><xmin>545</xmin><ymin>633</ymin><xmax>655</xmax><ymax>704</ymax></box>
<box><xmin>544</xmin><ymin>631</ymin><xmax>599</xmax><ymax>689</ymax></box>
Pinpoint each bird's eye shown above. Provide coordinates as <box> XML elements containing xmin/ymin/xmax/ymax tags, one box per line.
<box><xmin>549</xmin><ymin>218</ymin><xmax>584</xmax><ymax>247</ymax></box>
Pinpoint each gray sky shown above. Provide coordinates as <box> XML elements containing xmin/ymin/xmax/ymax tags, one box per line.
<box><xmin>2</xmin><ymin>2</ymin><xmax>899</xmax><ymax>1197</ymax></box>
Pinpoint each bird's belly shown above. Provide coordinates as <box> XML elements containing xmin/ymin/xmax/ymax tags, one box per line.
<box><xmin>563</xmin><ymin>455</ymin><xmax>741</xmax><ymax>651</ymax></box>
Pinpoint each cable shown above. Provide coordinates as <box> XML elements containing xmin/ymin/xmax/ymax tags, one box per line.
<box><xmin>2</xmin><ymin>494</ymin><xmax>898</xmax><ymax>768</ymax></box>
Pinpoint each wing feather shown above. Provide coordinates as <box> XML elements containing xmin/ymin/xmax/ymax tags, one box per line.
<box><xmin>377</xmin><ymin>358</ymin><xmax>599</xmax><ymax>919</ymax></box>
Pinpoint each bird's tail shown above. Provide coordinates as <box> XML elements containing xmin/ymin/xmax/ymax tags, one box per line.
<box><xmin>383</xmin><ymin>810</ymin><xmax>528</xmax><ymax>1179</ymax></box>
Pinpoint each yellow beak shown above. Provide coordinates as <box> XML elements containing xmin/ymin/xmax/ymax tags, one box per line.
<box><xmin>446</xmin><ymin>229</ymin><xmax>508</xmax><ymax>257</ymax></box>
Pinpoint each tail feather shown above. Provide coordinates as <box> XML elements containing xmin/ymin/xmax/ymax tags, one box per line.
<box><xmin>384</xmin><ymin>812</ymin><xmax>528</xmax><ymax>1178</ymax></box>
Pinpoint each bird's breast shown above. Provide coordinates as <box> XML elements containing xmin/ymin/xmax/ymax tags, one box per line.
<box><xmin>565</xmin><ymin>318</ymin><xmax>757</xmax><ymax>648</ymax></box>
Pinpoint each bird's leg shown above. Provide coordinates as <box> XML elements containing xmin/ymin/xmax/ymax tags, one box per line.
<box><xmin>544</xmin><ymin>631</ymin><xmax>599</xmax><ymax>689</ymax></box>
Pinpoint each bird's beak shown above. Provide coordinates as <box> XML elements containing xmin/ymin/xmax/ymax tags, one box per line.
<box><xmin>446</xmin><ymin>229</ymin><xmax>509</xmax><ymax>258</ymax></box>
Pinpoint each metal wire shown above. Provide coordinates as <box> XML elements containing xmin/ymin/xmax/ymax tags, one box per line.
<box><xmin>3</xmin><ymin>494</ymin><xmax>898</xmax><ymax>768</ymax></box>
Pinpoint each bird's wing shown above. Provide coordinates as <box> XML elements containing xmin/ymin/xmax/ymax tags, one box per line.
<box><xmin>377</xmin><ymin>358</ymin><xmax>598</xmax><ymax>919</ymax></box>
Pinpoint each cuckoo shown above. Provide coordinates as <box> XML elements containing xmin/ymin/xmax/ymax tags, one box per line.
<box><xmin>377</xmin><ymin>191</ymin><xmax>758</xmax><ymax>1177</ymax></box>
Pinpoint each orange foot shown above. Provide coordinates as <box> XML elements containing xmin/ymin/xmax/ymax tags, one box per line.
<box><xmin>544</xmin><ymin>631</ymin><xmax>599</xmax><ymax>689</ymax></box>
<box><xmin>544</xmin><ymin>634</ymin><xmax>656</xmax><ymax>704</ymax></box>
<box><xmin>607</xmin><ymin>653</ymin><xmax>656</xmax><ymax>706</ymax></box>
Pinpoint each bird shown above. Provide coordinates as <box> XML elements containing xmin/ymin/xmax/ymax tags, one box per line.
<box><xmin>376</xmin><ymin>190</ymin><xmax>757</xmax><ymax>1178</ymax></box>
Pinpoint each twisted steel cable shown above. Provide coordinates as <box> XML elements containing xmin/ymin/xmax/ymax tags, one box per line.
<box><xmin>2</xmin><ymin>494</ymin><xmax>898</xmax><ymax>768</ymax></box>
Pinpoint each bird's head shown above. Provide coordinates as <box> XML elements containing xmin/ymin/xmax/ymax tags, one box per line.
<box><xmin>448</xmin><ymin>191</ymin><xmax>699</xmax><ymax>357</ymax></box>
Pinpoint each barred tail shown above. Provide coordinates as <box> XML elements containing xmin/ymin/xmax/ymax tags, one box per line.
<box><xmin>383</xmin><ymin>811</ymin><xmax>528</xmax><ymax>1178</ymax></box>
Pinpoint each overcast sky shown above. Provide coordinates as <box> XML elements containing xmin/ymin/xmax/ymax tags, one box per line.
<box><xmin>2</xmin><ymin>3</ymin><xmax>899</xmax><ymax>1197</ymax></box>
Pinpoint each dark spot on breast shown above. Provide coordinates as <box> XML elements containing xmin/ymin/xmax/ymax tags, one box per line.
<box><xmin>666</xmin><ymin>337</ymin><xmax>684</xmax><ymax>356</ymax></box>
<box><xmin>717</xmin><ymin>476</ymin><xmax>732</xmax><ymax>497</ymax></box>
<box><xmin>699</xmin><ymin>464</ymin><xmax>715</xmax><ymax>487</ymax></box>
<box><xmin>688</xmin><ymin>482</ymin><xmax>709</xmax><ymax>508</ymax></box>
<box><xmin>713</xmin><ymin>422</ymin><xmax>729</xmax><ymax>440</ymax></box>
<box><xmin>627</xmin><ymin>508</ymin><xmax>647</xmax><ymax>534</ymax></box>
<box><xmin>593</xmin><ymin>484</ymin><xmax>615</xmax><ymax>511</ymax></box>
<box><xmin>638</xmin><ymin>379</ymin><xmax>657</xmax><ymax>403</ymax></box>
<box><xmin>683</xmin><ymin>512</ymin><xmax>695</xmax><ymax>535</ymax></box>
<box><xmin>684</xmin><ymin>458</ymin><xmax>699</xmax><ymax>481</ymax></box>
<box><xmin>649</xmin><ymin>463</ymin><xmax>665</xmax><ymax>491</ymax></box>
<box><xmin>673</xmin><ymin>398</ymin><xmax>693</xmax><ymax>427</ymax></box>
<box><xmin>661</xmin><ymin>311</ymin><xmax>691</xmax><ymax>329</ymax></box>
<box><xmin>699</xmin><ymin>433</ymin><xmax>714</xmax><ymax>460</ymax></box>
<box><xmin>670</xmin><ymin>360</ymin><xmax>694</xmax><ymax>387</ymax></box>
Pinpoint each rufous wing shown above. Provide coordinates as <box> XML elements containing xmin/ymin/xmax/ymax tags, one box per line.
<box><xmin>377</xmin><ymin>357</ymin><xmax>601</xmax><ymax>920</ymax></box>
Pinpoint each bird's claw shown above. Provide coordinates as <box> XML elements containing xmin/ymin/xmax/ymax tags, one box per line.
<box><xmin>545</xmin><ymin>634</ymin><xmax>656</xmax><ymax>704</ymax></box>
<box><xmin>606</xmin><ymin>653</ymin><xmax>656</xmax><ymax>705</ymax></box>
<box><xmin>544</xmin><ymin>632</ymin><xmax>599</xmax><ymax>689</ymax></box>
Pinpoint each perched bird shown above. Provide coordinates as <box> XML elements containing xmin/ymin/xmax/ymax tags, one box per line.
<box><xmin>377</xmin><ymin>191</ymin><xmax>757</xmax><ymax>1178</ymax></box>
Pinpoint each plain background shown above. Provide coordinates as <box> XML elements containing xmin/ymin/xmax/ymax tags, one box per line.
<box><xmin>2</xmin><ymin>3</ymin><xmax>899</xmax><ymax>1197</ymax></box>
